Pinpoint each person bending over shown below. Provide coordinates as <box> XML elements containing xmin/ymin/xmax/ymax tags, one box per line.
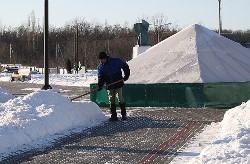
<box><xmin>97</xmin><ymin>51</ymin><xmax>130</xmax><ymax>121</ymax></box>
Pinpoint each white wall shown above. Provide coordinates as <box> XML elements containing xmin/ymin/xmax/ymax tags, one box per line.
<box><xmin>132</xmin><ymin>45</ymin><xmax>151</xmax><ymax>59</ymax></box>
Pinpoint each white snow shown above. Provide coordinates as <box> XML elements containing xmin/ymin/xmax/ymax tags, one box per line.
<box><xmin>0</xmin><ymin>87</ymin><xmax>15</xmax><ymax>103</ymax></box>
<box><xmin>172</xmin><ymin>101</ymin><xmax>250</xmax><ymax>164</ymax></box>
<box><xmin>127</xmin><ymin>24</ymin><xmax>250</xmax><ymax>83</ymax></box>
<box><xmin>0</xmin><ymin>73</ymin><xmax>250</xmax><ymax>163</ymax></box>
<box><xmin>0</xmin><ymin>71</ymin><xmax>98</xmax><ymax>86</ymax></box>
<box><xmin>0</xmin><ymin>73</ymin><xmax>107</xmax><ymax>160</ymax></box>
<box><xmin>29</xmin><ymin>71</ymin><xmax>98</xmax><ymax>87</ymax></box>
<box><xmin>0</xmin><ymin>24</ymin><xmax>250</xmax><ymax>163</ymax></box>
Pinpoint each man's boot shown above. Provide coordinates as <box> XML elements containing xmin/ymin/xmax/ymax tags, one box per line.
<box><xmin>120</xmin><ymin>103</ymin><xmax>127</xmax><ymax>120</ymax></box>
<box><xmin>109</xmin><ymin>103</ymin><xmax>118</xmax><ymax>121</ymax></box>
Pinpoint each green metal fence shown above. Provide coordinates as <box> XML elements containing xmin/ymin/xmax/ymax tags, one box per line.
<box><xmin>90</xmin><ymin>82</ymin><xmax>250</xmax><ymax>108</ymax></box>
<box><xmin>203</xmin><ymin>82</ymin><xmax>250</xmax><ymax>108</ymax></box>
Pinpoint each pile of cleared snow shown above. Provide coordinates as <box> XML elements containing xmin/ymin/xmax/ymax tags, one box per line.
<box><xmin>127</xmin><ymin>24</ymin><xmax>250</xmax><ymax>83</ymax></box>
<box><xmin>0</xmin><ymin>90</ymin><xmax>107</xmax><ymax>159</ymax></box>
<box><xmin>186</xmin><ymin>100</ymin><xmax>250</xmax><ymax>163</ymax></box>
<box><xmin>0</xmin><ymin>87</ymin><xmax>15</xmax><ymax>103</ymax></box>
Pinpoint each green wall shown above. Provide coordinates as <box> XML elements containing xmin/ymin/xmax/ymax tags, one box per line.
<box><xmin>90</xmin><ymin>82</ymin><xmax>250</xmax><ymax>108</ymax></box>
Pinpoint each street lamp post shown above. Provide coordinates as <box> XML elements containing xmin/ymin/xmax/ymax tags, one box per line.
<box><xmin>218</xmin><ymin>0</ymin><xmax>222</xmax><ymax>35</ymax></box>
<box><xmin>56</xmin><ymin>36</ymin><xmax>59</xmax><ymax>74</ymax></box>
<box><xmin>42</xmin><ymin>0</ymin><xmax>52</xmax><ymax>90</ymax></box>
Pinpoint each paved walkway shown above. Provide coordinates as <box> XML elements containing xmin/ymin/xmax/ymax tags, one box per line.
<box><xmin>0</xmin><ymin>81</ymin><xmax>90</xmax><ymax>100</ymax></box>
<box><xmin>1</xmin><ymin>107</ymin><xmax>227</xmax><ymax>164</ymax></box>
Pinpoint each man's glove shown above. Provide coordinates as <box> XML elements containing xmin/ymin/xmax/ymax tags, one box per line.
<box><xmin>123</xmin><ymin>76</ymin><xmax>129</xmax><ymax>81</ymax></box>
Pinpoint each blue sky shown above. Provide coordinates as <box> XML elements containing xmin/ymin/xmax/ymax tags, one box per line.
<box><xmin>0</xmin><ymin>0</ymin><xmax>249</xmax><ymax>31</ymax></box>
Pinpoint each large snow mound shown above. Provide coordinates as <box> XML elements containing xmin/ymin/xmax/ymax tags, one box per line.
<box><xmin>127</xmin><ymin>24</ymin><xmax>250</xmax><ymax>83</ymax></box>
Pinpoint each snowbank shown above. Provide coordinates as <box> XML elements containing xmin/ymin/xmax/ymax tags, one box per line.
<box><xmin>0</xmin><ymin>90</ymin><xmax>107</xmax><ymax>159</ymax></box>
<box><xmin>189</xmin><ymin>101</ymin><xmax>250</xmax><ymax>163</ymax></box>
<box><xmin>173</xmin><ymin>100</ymin><xmax>250</xmax><ymax>164</ymax></box>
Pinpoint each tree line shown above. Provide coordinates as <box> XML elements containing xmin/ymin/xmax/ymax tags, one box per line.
<box><xmin>0</xmin><ymin>15</ymin><xmax>249</xmax><ymax>71</ymax></box>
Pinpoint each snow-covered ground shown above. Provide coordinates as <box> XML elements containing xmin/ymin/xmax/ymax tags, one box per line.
<box><xmin>172</xmin><ymin>101</ymin><xmax>250</xmax><ymax>164</ymax></box>
<box><xmin>0</xmin><ymin>72</ymin><xmax>250</xmax><ymax>163</ymax></box>
<box><xmin>0</xmin><ymin>71</ymin><xmax>98</xmax><ymax>87</ymax></box>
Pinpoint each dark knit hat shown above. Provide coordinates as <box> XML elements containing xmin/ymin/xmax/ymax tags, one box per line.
<box><xmin>98</xmin><ymin>52</ymin><xmax>108</xmax><ymax>59</ymax></box>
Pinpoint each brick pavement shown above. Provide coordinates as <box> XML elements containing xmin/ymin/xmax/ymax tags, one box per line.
<box><xmin>0</xmin><ymin>81</ymin><xmax>90</xmax><ymax>100</ymax></box>
<box><xmin>1</xmin><ymin>107</ymin><xmax>227</xmax><ymax>164</ymax></box>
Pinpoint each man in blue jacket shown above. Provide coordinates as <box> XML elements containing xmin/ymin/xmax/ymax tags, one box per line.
<box><xmin>97</xmin><ymin>51</ymin><xmax>130</xmax><ymax>121</ymax></box>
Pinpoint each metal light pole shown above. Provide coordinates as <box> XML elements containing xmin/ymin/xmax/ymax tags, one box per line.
<box><xmin>42</xmin><ymin>0</ymin><xmax>52</xmax><ymax>90</ymax></box>
<box><xmin>218</xmin><ymin>0</ymin><xmax>222</xmax><ymax>35</ymax></box>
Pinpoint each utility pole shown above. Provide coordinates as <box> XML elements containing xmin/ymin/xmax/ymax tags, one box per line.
<box><xmin>56</xmin><ymin>41</ymin><xmax>59</xmax><ymax>74</ymax></box>
<box><xmin>74</xmin><ymin>25</ymin><xmax>79</xmax><ymax>74</ymax></box>
<box><xmin>84</xmin><ymin>42</ymin><xmax>87</xmax><ymax>72</ymax></box>
<box><xmin>42</xmin><ymin>0</ymin><xmax>52</xmax><ymax>90</ymax></box>
<box><xmin>9</xmin><ymin>43</ymin><xmax>12</xmax><ymax>63</ymax></box>
<box><xmin>218</xmin><ymin>0</ymin><xmax>222</xmax><ymax>35</ymax></box>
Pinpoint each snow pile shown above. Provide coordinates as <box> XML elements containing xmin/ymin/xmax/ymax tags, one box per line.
<box><xmin>0</xmin><ymin>87</ymin><xmax>15</xmax><ymax>103</ymax></box>
<box><xmin>185</xmin><ymin>100</ymin><xmax>250</xmax><ymax>163</ymax></box>
<box><xmin>0</xmin><ymin>90</ymin><xmax>107</xmax><ymax>159</ymax></box>
<box><xmin>127</xmin><ymin>24</ymin><xmax>250</xmax><ymax>83</ymax></box>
